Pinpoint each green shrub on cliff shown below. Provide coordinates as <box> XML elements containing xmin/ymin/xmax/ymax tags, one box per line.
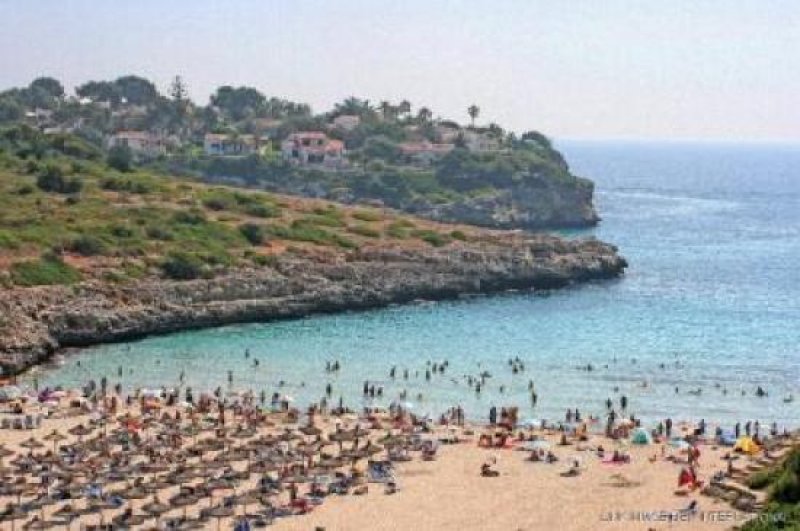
<box><xmin>160</xmin><ymin>252</ymin><xmax>205</xmax><ymax>280</ymax></box>
<box><xmin>10</xmin><ymin>253</ymin><xmax>82</xmax><ymax>286</ymax></box>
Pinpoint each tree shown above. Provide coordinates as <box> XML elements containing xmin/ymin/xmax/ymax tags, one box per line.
<box><xmin>333</xmin><ymin>97</ymin><xmax>374</xmax><ymax>119</ymax></box>
<box><xmin>210</xmin><ymin>85</ymin><xmax>266</xmax><ymax>122</ymax></box>
<box><xmin>467</xmin><ymin>104</ymin><xmax>480</xmax><ymax>127</ymax></box>
<box><xmin>416</xmin><ymin>107</ymin><xmax>433</xmax><ymax>124</ymax></box>
<box><xmin>397</xmin><ymin>100</ymin><xmax>411</xmax><ymax>118</ymax></box>
<box><xmin>0</xmin><ymin>96</ymin><xmax>24</xmax><ymax>122</ymax></box>
<box><xmin>115</xmin><ymin>75</ymin><xmax>159</xmax><ymax>106</ymax></box>
<box><xmin>76</xmin><ymin>80</ymin><xmax>121</xmax><ymax>105</ymax></box>
<box><xmin>29</xmin><ymin>77</ymin><xmax>64</xmax><ymax>99</ymax></box>
<box><xmin>107</xmin><ymin>144</ymin><xmax>133</xmax><ymax>172</ymax></box>
<box><xmin>378</xmin><ymin>101</ymin><xmax>393</xmax><ymax>121</ymax></box>
<box><xmin>36</xmin><ymin>165</ymin><xmax>82</xmax><ymax>194</ymax></box>
<box><xmin>169</xmin><ymin>75</ymin><xmax>188</xmax><ymax>103</ymax></box>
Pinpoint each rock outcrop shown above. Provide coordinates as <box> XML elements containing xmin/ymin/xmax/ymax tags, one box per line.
<box><xmin>0</xmin><ymin>235</ymin><xmax>625</xmax><ymax>375</ymax></box>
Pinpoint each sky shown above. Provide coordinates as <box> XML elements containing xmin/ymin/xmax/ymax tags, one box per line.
<box><xmin>0</xmin><ymin>0</ymin><xmax>798</xmax><ymax>141</ymax></box>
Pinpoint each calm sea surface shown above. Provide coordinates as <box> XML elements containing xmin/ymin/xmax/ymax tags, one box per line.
<box><xmin>35</xmin><ymin>141</ymin><xmax>800</xmax><ymax>428</ymax></box>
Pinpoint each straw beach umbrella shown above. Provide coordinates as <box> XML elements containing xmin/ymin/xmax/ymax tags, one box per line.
<box><xmin>42</xmin><ymin>430</ymin><xmax>67</xmax><ymax>453</ymax></box>
<box><xmin>206</xmin><ymin>505</ymin><xmax>234</xmax><ymax>531</ymax></box>
<box><xmin>1</xmin><ymin>503</ymin><xmax>28</xmax><ymax>531</ymax></box>
<box><xmin>141</xmin><ymin>496</ymin><xmax>170</xmax><ymax>526</ymax></box>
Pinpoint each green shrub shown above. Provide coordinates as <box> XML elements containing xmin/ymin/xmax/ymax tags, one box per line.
<box><xmin>450</xmin><ymin>230</ymin><xmax>468</xmax><ymax>241</ymax></box>
<box><xmin>251</xmin><ymin>253</ymin><xmax>278</xmax><ymax>267</ymax></box>
<box><xmin>107</xmin><ymin>145</ymin><xmax>133</xmax><ymax>172</ymax></box>
<box><xmin>770</xmin><ymin>470</ymin><xmax>800</xmax><ymax>504</ymax></box>
<box><xmin>68</xmin><ymin>235</ymin><xmax>107</xmax><ymax>256</ymax></box>
<box><xmin>0</xmin><ymin>230</ymin><xmax>20</xmax><ymax>249</ymax></box>
<box><xmin>173</xmin><ymin>209</ymin><xmax>207</xmax><ymax>225</ymax></box>
<box><xmin>302</xmin><ymin>214</ymin><xmax>345</xmax><ymax>228</ymax></box>
<box><xmin>349</xmin><ymin>225</ymin><xmax>380</xmax><ymax>238</ymax></box>
<box><xmin>10</xmin><ymin>253</ymin><xmax>82</xmax><ymax>286</ymax></box>
<box><xmin>203</xmin><ymin>196</ymin><xmax>230</xmax><ymax>211</ymax></box>
<box><xmin>352</xmin><ymin>209</ymin><xmax>383</xmax><ymax>222</ymax></box>
<box><xmin>239</xmin><ymin>223</ymin><xmax>265</xmax><ymax>245</ymax></box>
<box><xmin>145</xmin><ymin>226</ymin><xmax>173</xmax><ymax>241</ymax></box>
<box><xmin>243</xmin><ymin>203</ymin><xmax>278</xmax><ymax>218</ymax></box>
<box><xmin>413</xmin><ymin>229</ymin><xmax>451</xmax><ymax>247</ymax></box>
<box><xmin>36</xmin><ymin>165</ymin><xmax>82</xmax><ymax>194</ymax></box>
<box><xmin>160</xmin><ymin>252</ymin><xmax>205</xmax><ymax>280</ymax></box>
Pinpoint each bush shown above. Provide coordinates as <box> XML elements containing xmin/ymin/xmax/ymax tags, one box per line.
<box><xmin>413</xmin><ymin>229</ymin><xmax>451</xmax><ymax>247</ymax></box>
<box><xmin>160</xmin><ymin>252</ymin><xmax>204</xmax><ymax>280</ymax></box>
<box><xmin>769</xmin><ymin>470</ymin><xmax>800</xmax><ymax>504</ymax></box>
<box><xmin>0</xmin><ymin>230</ymin><xmax>20</xmax><ymax>249</ymax></box>
<box><xmin>203</xmin><ymin>197</ymin><xmax>230</xmax><ymax>211</ymax></box>
<box><xmin>450</xmin><ymin>230</ymin><xmax>468</xmax><ymax>241</ymax></box>
<box><xmin>239</xmin><ymin>223</ymin><xmax>265</xmax><ymax>245</ymax></box>
<box><xmin>36</xmin><ymin>165</ymin><xmax>82</xmax><ymax>194</ymax></box>
<box><xmin>145</xmin><ymin>226</ymin><xmax>173</xmax><ymax>240</ymax></box>
<box><xmin>348</xmin><ymin>225</ymin><xmax>380</xmax><ymax>238</ymax></box>
<box><xmin>107</xmin><ymin>144</ymin><xmax>133</xmax><ymax>172</ymax></box>
<box><xmin>352</xmin><ymin>209</ymin><xmax>383</xmax><ymax>222</ymax></box>
<box><xmin>173</xmin><ymin>209</ymin><xmax>207</xmax><ymax>225</ymax></box>
<box><xmin>10</xmin><ymin>253</ymin><xmax>82</xmax><ymax>286</ymax></box>
<box><xmin>244</xmin><ymin>203</ymin><xmax>277</xmax><ymax>218</ymax></box>
<box><xmin>68</xmin><ymin>235</ymin><xmax>107</xmax><ymax>256</ymax></box>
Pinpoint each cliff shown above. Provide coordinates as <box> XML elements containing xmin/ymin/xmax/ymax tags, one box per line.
<box><xmin>0</xmin><ymin>235</ymin><xmax>625</xmax><ymax>375</ymax></box>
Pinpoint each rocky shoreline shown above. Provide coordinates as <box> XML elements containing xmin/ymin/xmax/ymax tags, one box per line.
<box><xmin>0</xmin><ymin>235</ymin><xmax>626</xmax><ymax>376</ymax></box>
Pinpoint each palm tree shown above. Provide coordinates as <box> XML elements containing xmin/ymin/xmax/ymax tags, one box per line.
<box><xmin>416</xmin><ymin>107</ymin><xmax>432</xmax><ymax>124</ymax></box>
<box><xmin>467</xmin><ymin>104</ymin><xmax>480</xmax><ymax>127</ymax></box>
<box><xmin>398</xmin><ymin>100</ymin><xmax>411</xmax><ymax>118</ymax></box>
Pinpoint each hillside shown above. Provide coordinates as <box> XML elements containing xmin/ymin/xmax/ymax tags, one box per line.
<box><xmin>0</xmin><ymin>126</ymin><xmax>625</xmax><ymax>375</ymax></box>
<box><xmin>1</xmin><ymin>76</ymin><xmax>599</xmax><ymax>230</ymax></box>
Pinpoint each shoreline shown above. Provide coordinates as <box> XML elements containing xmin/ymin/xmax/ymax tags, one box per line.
<box><xmin>0</xmin><ymin>236</ymin><xmax>626</xmax><ymax>376</ymax></box>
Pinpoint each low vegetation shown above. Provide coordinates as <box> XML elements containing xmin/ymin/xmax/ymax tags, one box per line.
<box><xmin>0</xmin><ymin>126</ymin><xmax>476</xmax><ymax>286</ymax></box>
<box><xmin>742</xmin><ymin>448</ymin><xmax>800</xmax><ymax>530</ymax></box>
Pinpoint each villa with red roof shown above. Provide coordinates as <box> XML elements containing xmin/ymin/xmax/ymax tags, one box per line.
<box><xmin>281</xmin><ymin>132</ymin><xmax>344</xmax><ymax>167</ymax></box>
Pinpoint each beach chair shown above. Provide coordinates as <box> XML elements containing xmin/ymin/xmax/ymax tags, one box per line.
<box><xmin>1</xmin><ymin>418</ymin><xmax>9</xmax><ymax>429</ymax></box>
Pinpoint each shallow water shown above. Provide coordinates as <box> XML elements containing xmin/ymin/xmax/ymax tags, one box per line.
<box><xmin>34</xmin><ymin>141</ymin><xmax>800</xmax><ymax>429</ymax></box>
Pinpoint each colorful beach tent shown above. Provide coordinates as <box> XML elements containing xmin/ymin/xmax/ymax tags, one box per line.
<box><xmin>734</xmin><ymin>436</ymin><xmax>761</xmax><ymax>455</ymax></box>
<box><xmin>631</xmin><ymin>428</ymin><xmax>651</xmax><ymax>445</ymax></box>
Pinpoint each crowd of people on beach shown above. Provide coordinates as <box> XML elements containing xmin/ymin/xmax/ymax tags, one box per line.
<box><xmin>1</xmin><ymin>348</ymin><xmax>796</xmax><ymax>529</ymax></box>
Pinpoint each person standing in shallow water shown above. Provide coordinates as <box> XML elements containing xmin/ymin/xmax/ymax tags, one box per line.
<box><xmin>489</xmin><ymin>406</ymin><xmax>497</xmax><ymax>425</ymax></box>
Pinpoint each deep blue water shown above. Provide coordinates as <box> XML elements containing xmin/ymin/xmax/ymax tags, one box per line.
<box><xmin>36</xmin><ymin>141</ymin><xmax>800</xmax><ymax>429</ymax></box>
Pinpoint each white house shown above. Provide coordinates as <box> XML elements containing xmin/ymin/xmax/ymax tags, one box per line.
<box><xmin>332</xmin><ymin>114</ymin><xmax>361</xmax><ymax>131</ymax></box>
<box><xmin>108</xmin><ymin>131</ymin><xmax>166</xmax><ymax>157</ymax></box>
<box><xmin>281</xmin><ymin>132</ymin><xmax>345</xmax><ymax>166</ymax></box>
<box><xmin>463</xmin><ymin>130</ymin><xmax>501</xmax><ymax>152</ymax></box>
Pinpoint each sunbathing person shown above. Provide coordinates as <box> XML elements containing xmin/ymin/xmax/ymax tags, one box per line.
<box><xmin>481</xmin><ymin>462</ymin><xmax>500</xmax><ymax>477</ymax></box>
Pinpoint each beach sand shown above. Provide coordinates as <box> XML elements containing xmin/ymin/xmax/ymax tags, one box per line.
<box><xmin>270</xmin><ymin>433</ymin><xmax>741</xmax><ymax>531</ymax></box>
<box><xmin>0</xmin><ymin>393</ymin><xmax>779</xmax><ymax>531</ymax></box>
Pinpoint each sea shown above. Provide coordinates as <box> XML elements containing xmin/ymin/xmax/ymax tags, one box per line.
<box><xmin>34</xmin><ymin>141</ymin><xmax>800</xmax><ymax>429</ymax></box>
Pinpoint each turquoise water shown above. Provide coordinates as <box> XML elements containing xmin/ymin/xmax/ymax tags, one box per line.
<box><xmin>36</xmin><ymin>141</ymin><xmax>800</xmax><ymax>428</ymax></box>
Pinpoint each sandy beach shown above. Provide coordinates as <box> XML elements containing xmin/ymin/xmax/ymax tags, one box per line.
<box><xmin>0</xmin><ymin>384</ymin><xmax>792</xmax><ymax>531</ymax></box>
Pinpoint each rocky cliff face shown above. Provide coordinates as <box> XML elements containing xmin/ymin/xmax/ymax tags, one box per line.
<box><xmin>410</xmin><ymin>175</ymin><xmax>599</xmax><ymax>230</ymax></box>
<box><xmin>0</xmin><ymin>235</ymin><xmax>625</xmax><ymax>375</ymax></box>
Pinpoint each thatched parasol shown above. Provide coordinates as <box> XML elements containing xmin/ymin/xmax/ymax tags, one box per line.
<box><xmin>141</xmin><ymin>496</ymin><xmax>171</xmax><ymax>525</ymax></box>
<box><xmin>205</xmin><ymin>505</ymin><xmax>234</xmax><ymax>531</ymax></box>
<box><xmin>18</xmin><ymin>437</ymin><xmax>45</xmax><ymax>450</ymax></box>
<box><xmin>1</xmin><ymin>503</ymin><xmax>29</xmax><ymax>531</ymax></box>
<box><xmin>42</xmin><ymin>431</ymin><xmax>67</xmax><ymax>453</ymax></box>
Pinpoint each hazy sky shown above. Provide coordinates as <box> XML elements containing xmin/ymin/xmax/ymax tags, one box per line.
<box><xmin>1</xmin><ymin>0</ymin><xmax>798</xmax><ymax>141</ymax></box>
